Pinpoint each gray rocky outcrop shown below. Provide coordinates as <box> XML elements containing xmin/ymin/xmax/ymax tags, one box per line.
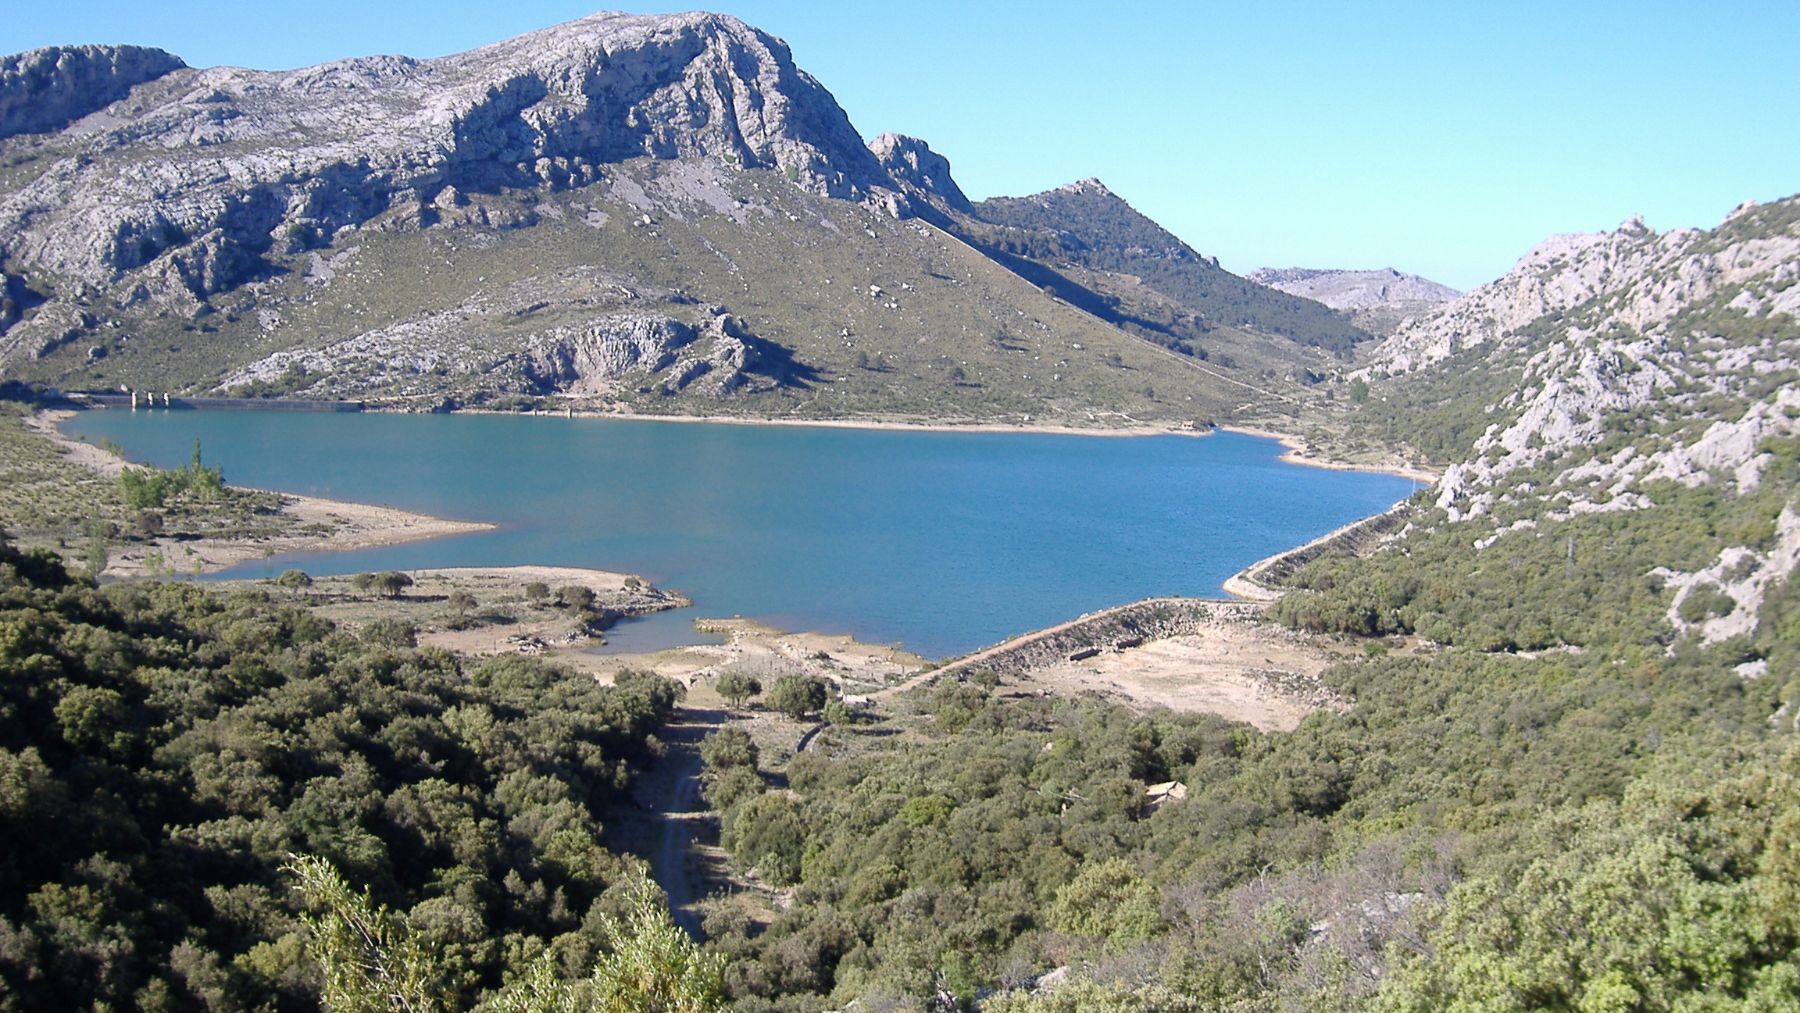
<box><xmin>518</xmin><ymin>311</ymin><xmax>759</xmax><ymax>396</ymax></box>
<box><xmin>521</xmin><ymin>315</ymin><xmax>700</xmax><ymax>393</ymax></box>
<box><xmin>0</xmin><ymin>45</ymin><xmax>185</xmax><ymax>141</ymax></box>
<box><xmin>869</xmin><ymin>133</ymin><xmax>970</xmax><ymax>210</ymax></box>
<box><xmin>0</xmin><ymin>12</ymin><xmax>907</xmax><ymax>309</ymax></box>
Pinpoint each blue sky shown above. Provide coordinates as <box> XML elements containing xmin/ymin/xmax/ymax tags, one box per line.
<box><xmin>7</xmin><ymin>1</ymin><xmax>1797</xmax><ymax>289</ymax></box>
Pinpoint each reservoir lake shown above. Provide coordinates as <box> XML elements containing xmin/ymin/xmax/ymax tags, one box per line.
<box><xmin>61</xmin><ymin>411</ymin><xmax>1415</xmax><ymax>658</ymax></box>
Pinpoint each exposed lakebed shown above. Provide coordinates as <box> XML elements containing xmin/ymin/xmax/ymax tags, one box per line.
<box><xmin>61</xmin><ymin>411</ymin><xmax>1414</xmax><ymax>657</ymax></box>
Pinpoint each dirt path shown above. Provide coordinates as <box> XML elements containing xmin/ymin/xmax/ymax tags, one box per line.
<box><xmin>623</xmin><ymin>707</ymin><xmax>725</xmax><ymax>937</ymax></box>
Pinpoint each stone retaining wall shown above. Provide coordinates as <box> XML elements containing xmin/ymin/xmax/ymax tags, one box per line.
<box><xmin>1235</xmin><ymin>502</ymin><xmax>1414</xmax><ymax>595</ymax></box>
<box><xmin>934</xmin><ymin>597</ymin><xmax>1262</xmax><ymax>681</ymax></box>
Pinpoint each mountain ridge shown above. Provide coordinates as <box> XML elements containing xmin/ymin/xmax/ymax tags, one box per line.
<box><xmin>960</xmin><ymin>179</ymin><xmax>1373</xmax><ymax>355</ymax></box>
<box><xmin>0</xmin><ymin>10</ymin><xmax>1352</xmax><ymax>427</ymax></box>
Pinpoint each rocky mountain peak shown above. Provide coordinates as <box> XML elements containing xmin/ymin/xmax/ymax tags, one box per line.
<box><xmin>868</xmin><ymin>133</ymin><xmax>970</xmax><ymax>210</ymax></box>
<box><xmin>0</xmin><ymin>10</ymin><xmax>906</xmax><ymax>312</ymax></box>
<box><xmin>0</xmin><ymin>44</ymin><xmax>185</xmax><ymax>141</ymax></box>
<box><xmin>1051</xmin><ymin>177</ymin><xmax>1114</xmax><ymax>199</ymax></box>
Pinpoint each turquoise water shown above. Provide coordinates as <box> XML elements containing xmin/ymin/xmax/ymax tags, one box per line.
<box><xmin>60</xmin><ymin>411</ymin><xmax>1415</xmax><ymax>657</ymax></box>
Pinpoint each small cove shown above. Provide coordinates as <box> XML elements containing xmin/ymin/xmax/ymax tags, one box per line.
<box><xmin>61</xmin><ymin>411</ymin><xmax>1416</xmax><ymax>658</ymax></box>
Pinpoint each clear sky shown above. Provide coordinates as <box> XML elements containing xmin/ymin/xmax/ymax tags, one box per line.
<box><xmin>7</xmin><ymin>1</ymin><xmax>1797</xmax><ymax>290</ymax></box>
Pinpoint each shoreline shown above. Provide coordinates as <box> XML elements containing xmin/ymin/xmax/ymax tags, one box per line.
<box><xmin>30</xmin><ymin>409</ymin><xmax>494</xmax><ymax>577</ymax></box>
<box><xmin>445</xmin><ymin>403</ymin><xmax>1202</xmax><ymax>440</ymax></box>
<box><xmin>1222</xmin><ymin>500</ymin><xmax>1416</xmax><ymax>603</ymax></box>
<box><xmin>435</xmin><ymin>403</ymin><xmax>1442</xmax><ymax>484</ymax></box>
<box><xmin>61</xmin><ymin>399</ymin><xmax>1436</xmax><ymax>483</ymax></box>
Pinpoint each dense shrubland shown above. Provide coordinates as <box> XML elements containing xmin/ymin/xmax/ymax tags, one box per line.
<box><xmin>0</xmin><ymin>534</ymin><xmax>681</xmax><ymax>1009</ymax></box>
<box><xmin>696</xmin><ymin>622</ymin><xmax>1791</xmax><ymax>1010</ymax></box>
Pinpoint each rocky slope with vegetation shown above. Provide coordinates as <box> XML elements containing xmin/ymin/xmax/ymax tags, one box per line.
<box><xmin>1342</xmin><ymin>196</ymin><xmax>1800</xmax><ymax>649</ymax></box>
<box><xmin>960</xmin><ymin>177</ymin><xmax>1371</xmax><ymax>357</ymax></box>
<box><xmin>0</xmin><ymin>12</ymin><xmax>1356</xmax><ymax>427</ymax></box>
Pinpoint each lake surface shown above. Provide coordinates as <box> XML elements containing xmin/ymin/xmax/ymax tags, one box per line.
<box><xmin>61</xmin><ymin>411</ymin><xmax>1415</xmax><ymax>657</ymax></box>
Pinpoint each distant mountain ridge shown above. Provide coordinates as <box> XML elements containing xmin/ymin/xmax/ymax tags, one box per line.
<box><xmin>961</xmin><ymin>177</ymin><xmax>1372</xmax><ymax>354</ymax></box>
<box><xmin>1248</xmin><ymin>267</ymin><xmax>1458</xmax><ymax>311</ymax></box>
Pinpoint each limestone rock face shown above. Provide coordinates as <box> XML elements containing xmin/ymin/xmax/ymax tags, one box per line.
<box><xmin>869</xmin><ymin>133</ymin><xmax>970</xmax><ymax>210</ymax></box>
<box><xmin>522</xmin><ymin>315</ymin><xmax>700</xmax><ymax>393</ymax></box>
<box><xmin>0</xmin><ymin>45</ymin><xmax>185</xmax><ymax>141</ymax></box>
<box><xmin>0</xmin><ymin>12</ymin><xmax>903</xmax><ymax>305</ymax></box>
<box><xmin>1248</xmin><ymin>267</ymin><xmax>1458</xmax><ymax>312</ymax></box>
<box><xmin>518</xmin><ymin>311</ymin><xmax>760</xmax><ymax>397</ymax></box>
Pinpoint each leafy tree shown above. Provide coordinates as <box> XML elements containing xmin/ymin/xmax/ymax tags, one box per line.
<box><xmin>556</xmin><ymin>585</ymin><xmax>597</xmax><ymax>615</ymax></box>
<box><xmin>135</xmin><ymin>509</ymin><xmax>165</xmax><ymax>537</ymax></box>
<box><xmin>370</xmin><ymin>571</ymin><xmax>414</xmax><ymax>599</ymax></box>
<box><xmin>446</xmin><ymin>591</ymin><xmax>477</xmax><ymax>617</ymax></box>
<box><xmin>765</xmin><ymin>675</ymin><xmax>829</xmax><ymax>720</ymax></box>
<box><xmin>699</xmin><ymin>728</ymin><xmax>758</xmax><ymax>772</ymax></box>
<box><xmin>584</xmin><ymin>878</ymin><xmax>727</xmax><ymax>1012</ymax></box>
<box><xmin>723</xmin><ymin>794</ymin><xmax>807</xmax><ymax>885</ymax></box>
<box><xmin>714</xmin><ymin>672</ymin><xmax>761</xmax><ymax>710</ymax></box>
<box><xmin>360</xmin><ymin>618</ymin><xmax>418</xmax><ymax>649</ymax></box>
<box><xmin>287</xmin><ymin>853</ymin><xmax>451</xmax><ymax>1012</ymax></box>
<box><xmin>83</xmin><ymin>511</ymin><xmax>109</xmax><ymax>575</ymax></box>
<box><xmin>1046</xmin><ymin>857</ymin><xmax>1163</xmax><ymax>945</ymax></box>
